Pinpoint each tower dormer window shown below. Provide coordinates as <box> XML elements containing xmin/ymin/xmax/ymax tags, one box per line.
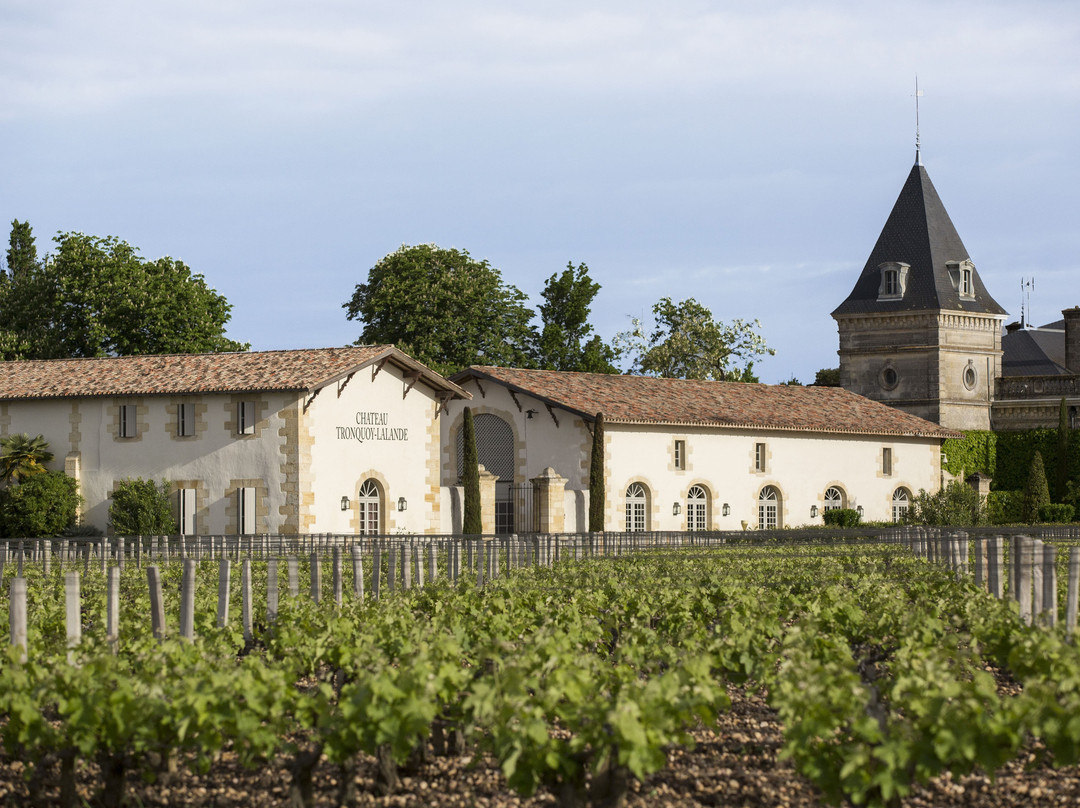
<box><xmin>946</xmin><ymin>260</ymin><xmax>976</xmax><ymax>300</ymax></box>
<box><xmin>877</xmin><ymin>262</ymin><xmax>909</xmax><ymax>301</ymax></box>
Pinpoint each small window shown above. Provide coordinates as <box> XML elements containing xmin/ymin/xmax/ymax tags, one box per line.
<box><xmin>963</xmin><ymin>363</ymin><xmax>978</xmax><ymax>391</ymax></box>
<box><xmin>178</xmin><ymin>488</ymin><xmax>197</xmax><ymax>535</ymax></box>
<box><xmin>674</xmin><ymin>440</ymin><xmax>686</xmax><ymax>470</ymax></box>
<box><xmin>884</xmin><ymin>269</ymin><xmax>899</xmax><ymax>296</ymax></box>
<box><xmin>237</xmin><ymin>401</ymin><xmax>256</xmax><ymax>435</ymax></box>
<box><xmin>960</xmin><ymin>268</ymin><xmax>973</xmax><ymax>297</ymax></box>
<box><xmin>882</xmin><ymin>447</ymin><xmax>893</xmax><ymax>477</ymax></box>
<box><xmin>118</xmin><ymin>405</ymin><xmax>136</xmax><ymax>439</ymax></box>
<box><xmin>880</xmin><ymin>365</ymin><xmax>899</xmax><ymax>391</ymax></box>
<box><xmin>754</xmin><ymin>442</ymin><xmax>766</xmax><ymax>472</ymax></box>
<box><xmin>238</xmin><ymin>487</ymin><xmax>257</xmax><ymax>535</ymax></box>
<box><xmin>178</xmin><ymin>403</ymin><xmax>195</xmax><ymax>437</ymax></box>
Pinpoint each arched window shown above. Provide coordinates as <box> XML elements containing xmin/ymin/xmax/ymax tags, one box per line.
<box><xmin>892</xmin><ymin>487</ymin><xmax>911</xmax><ymax>523</ymax></box>
<box><xmin>824</xmin><ymin>486</ymin><xmax>845</xmax><ymax>512</ymax></box>
<box><xmin>686</xmin><ymin>485</ymin><xmax>707</xmax><ymax>531</ymax></box>
<box><xmin>758</xmin><ymin>486</ymin><xmax>781</xmax><ymax>530</ymax></box>
<box><xmin>625</xmin><ymin>483</ymin><xmax>648</xmax><ymax>532</ymax></box>
<box><xmin>358</xmin><ymin>479</ymin><xmax>381</xmax><ymax>535</ymax></box>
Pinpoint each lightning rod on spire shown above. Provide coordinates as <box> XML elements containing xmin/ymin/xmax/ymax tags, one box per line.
<box><xmin>913</xmin><ymin>77</ymin><xmax>924</xmax><ymax>165</ymax></box>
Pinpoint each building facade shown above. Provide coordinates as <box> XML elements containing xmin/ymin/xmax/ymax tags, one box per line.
<box><xmin>442</xmin><ymin>367</ymin><xmax>955</xmax><ymax>532</ymax></box>
<box><xmin>0</xmin><ymin>347</ymin><xmax>468</xmax><ymax>535</ymax></box>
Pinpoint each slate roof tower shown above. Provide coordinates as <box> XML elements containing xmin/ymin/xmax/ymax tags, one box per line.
<box><xmin>832</xmin><ymin>160</ymin><xmax>1007</xmax><ymax>430</ymax></box>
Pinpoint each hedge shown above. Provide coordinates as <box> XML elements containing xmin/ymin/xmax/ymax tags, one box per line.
<box><xmin>944</xmin><ymin>427</ymin><xmax>1080</xmax><ymax>501</ymax></box>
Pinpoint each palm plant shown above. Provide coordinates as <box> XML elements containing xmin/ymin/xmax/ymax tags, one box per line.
<box><xmin>0</xmin><ymin>433</ymin><xmax>54</xmax><ymax>484</ymax></box>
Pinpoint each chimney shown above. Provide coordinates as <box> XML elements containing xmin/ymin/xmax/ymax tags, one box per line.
<box><xmin>1004</xmin><ymin>320</ymin><xmax>1022</xmax><ymax>334</ymax></box>
<box><xmin>1064</xmin><ymin>307</ymin><xmax>1080</xmax><ymax>373</ymax></box>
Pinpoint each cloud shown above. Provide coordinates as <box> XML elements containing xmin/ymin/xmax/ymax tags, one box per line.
<box><xmin>3</xmin><ymin>1</ymin><xmax>1077</xmax><ymax>122</ymax></box>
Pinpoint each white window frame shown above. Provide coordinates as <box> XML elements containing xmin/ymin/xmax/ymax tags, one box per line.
<box><xmin>178</xmin><ymin>403</ymin><xmax>195</xmax><ymax>437</ymax></box>
<box><xmin>178</xmin><ymin>487</ymin><xmax>197</xmax><ymax>536</ymax></box>
<box><xmin>884</xmin><ymin>269</ymin><xmax>899</xmax><ymax>296</ymax></box>
<box><xmin>882</xmin><ymin>447</ymin><xmax>893</xmax><ymax>477</ymax></box>
<box><xmin>118</xmin><ymin>404</ymin><xmax>136</xmax><ymax>439</ymax></box>
<box><xmin>358</xmin><ymin>479</ymin><xmax>381</xmax><ymax>536</ymax></box>
<box><xmin>674</xmin><ymin>440</ymin><xmax>686</xmax><ymax>470</ymax></box>
<box><xmin>625</xmin><ymin>483</ymin><xmax>647</xmax><ymax>532</ymax></box>
<box><xmin>237</xmin><ymin>401</ymin><xmax>256</xmax><ymax>435</ymax></box>
<box><xmin>686</xmin><ymin>485</ymin><xmax>707</xmax><ymax>531</ymax></box>
<box><xmin>238</xmin><ymin>486</ymin><xmax>257</xmax><ymax>535</ymax></box>
<box><xmin>960</xmin><ymin>267</ymin><xmax>973</xmax><ymax>297</ymax></box>
<box><xmin>754</xmin><ymin>442</ymin><xmax>767</xmax><ymax>472</ymax></box>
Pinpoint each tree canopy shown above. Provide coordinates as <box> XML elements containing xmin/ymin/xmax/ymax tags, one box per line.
<box><xmin>0</xmin><ymin>223</ymin><xmax>247</xmax><ymax>360</ymax></box>
<box><xmin>613</xmin><ymin>297</ymin><xmax>773</xmax><ymax>381</ymax></box>
<box><xmin>535</xmin><ymin>262</ymin><xmax>617</xmax><ymax>374</ymax></box>
<box><xmin>343</xmin><ymin>244</ymin><xmax>536</xmax><ymax>376</ymax></box>
<box><xmin>0</xmin><ymin>433</ymin><xmax>53</xmax><ymax>485</ymax></box>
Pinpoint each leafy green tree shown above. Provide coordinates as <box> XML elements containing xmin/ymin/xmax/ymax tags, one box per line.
<box><xmin>613</xmin><ymin>297</ymin><xmax>773</xmax><ymax>381</ymax></box>
<box><xmin>109</xmin><ymin>478</ymin><xmax>178</xmax><ymax>536</ymax></box>
<box><xmin>588</xmin><ymin>412</ymin><xmax>605</xmax><ymax>532</ymax></box>
<box><xmin>906</xmin><ymin>481</ymin><xmax>986</xmax><ymax>526</ymax></box>
<box><xmin>0</xmin><ymin>471</ymin><xmax>81</xmax><ymax>537</ymax></box>
<box><xmin>344</xmin><ymin>244</ymin><xmax>536</xmax><ymax>376</ymax></box>
<box><xmin>535</xmin><ymin>262</ymin><xmax>617</xmax><ymax>374</ymax></box>
<box><xmin>813</xmin><ymin>367</ymin><xmax>842</xmax><ymax>387</ymax></box>
<box><xmin>461</xmin><ymin>407</ymin><xmax>482</xmax><ymax>535</ymax></box>
<box><xmin>0</xmin><ymin>433</ymin><xmax>53</xmax><ymax>485</ymax></box>
<box><xmin>0</xmin><ymin>226</ymin><xmax>247</xmax><ymax>360</ymax></box>
<box><xmin>3</xmin><ymin>219</ymin><xmax>37</xmax><ymax>280</ymax></box>
<box><xmin>1022</xmin><ymin>450</ymin><xmax>1051</xmax><ymax>523</ymax></box>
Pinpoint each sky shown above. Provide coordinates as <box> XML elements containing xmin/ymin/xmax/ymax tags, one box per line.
<box><xmin>2</xmin><ymin>0</ymin><xmax>1078</xmax><ymax>383</ymax></box>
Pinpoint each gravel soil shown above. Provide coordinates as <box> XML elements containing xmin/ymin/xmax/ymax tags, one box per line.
<box><xmin>2</xmin><ymin>685</ymin><xmax>1079</xmax><ymax>807</ymax></box>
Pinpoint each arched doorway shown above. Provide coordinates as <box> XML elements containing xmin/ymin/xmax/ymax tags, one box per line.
<box><xmin>358</xmin><ymin>479</ymin><xmax>382</xmax><ymax>535</ymax></box>
<box><xmin>686</xmin><ymin>485</ymin><xmax>708</xmax><ymax>531</ymax></box>
<box><xmin>892</xmin><ymin>487</ymin><xmax>911</xmax><ymax>523</ymax></box>
<box><xmin>457</xmin><ymin>413</ymin><xmax>517</xmax><ymax>532</ymax></box>
<box><xmin>758</xmin><ymin>486</ymin><xmax>781</xmax><ymax>530</ymax></box>
<box><xmin>625</xmin><ymin>482</ymin><xmax>648</xmax><ymax>532</ymax></box>
<box><xmin>824</xmin><ymin>486</ymin><xmax>845</xmax><ymax>512</ymax></box>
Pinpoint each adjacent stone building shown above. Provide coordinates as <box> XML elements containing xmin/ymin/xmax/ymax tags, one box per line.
<box><xmin>833</xmin><ymin>156</ymin><xmax>1078</xmax><ymax>433</ymax></box>
<box><xmin>832</xmin><ymin>157</ymin><xmax>1007</xmax><ymax>431</ymax></box>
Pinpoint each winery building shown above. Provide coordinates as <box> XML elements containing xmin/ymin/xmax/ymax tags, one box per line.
<box><xmin>442</xmin><ymin>367</ymin><xmax>957</xmax><ymax>533</ymax></box>
<box><xmin>0</xmin><ymin>346</ymin><xmax>469</xmax><ymax>535</ymax></box>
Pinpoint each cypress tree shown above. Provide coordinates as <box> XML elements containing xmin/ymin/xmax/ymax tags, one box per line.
<box><xmin>1023</xmin><ymin>450</ymin><xmax>1051</xmax><ymax>523</ymax></box>
<box><xmin>1057</xmin><ymin>397</ymin><xmax>1070</xmax><ymax>501</ymax></box>
<box><xmin>461</xmin><ymin>407</ymin><xmax>482</xmax><ymax>535</ymax></box>
<box><xmin>588</xmin><ymin>412</ymin><xmax>605</xmax><ymax>532</ymax></box>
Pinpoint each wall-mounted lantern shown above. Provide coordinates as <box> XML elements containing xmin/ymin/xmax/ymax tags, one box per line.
<box><xmin>722</xmin><ymin>503</ymin><xmax>730</xmax><ymax>516</ymax></box>
<box><xmin>810</xmin><ymin>505</ymin><xmax>818</xmax><ymax>518</ymax></box>
<box><xmin>340</xmin><ymin>496</ymin><xmax>350</xmax><ymax>511</ymax></box>
<box><xmin>672</xmin><ymin>502</ymin><xmax>682</xmax><ymax>516</ymax></box>
<box><xmin>397</xmin><ymin>497</ymin><xmax>408</xmax><ymax>512</ymax></box>
<box><xmin>857</xmin><ymin>505</ymin><xmax>864</xmax><ymax>518</ymax></box>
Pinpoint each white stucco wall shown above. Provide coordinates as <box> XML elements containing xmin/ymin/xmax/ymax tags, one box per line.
<box><xmin>306</xmin><ymin>362</ymin><xmax>444</xmax><ymax>535</ymax></box>
<box><xmin>2</xmin><ymin>392</ymin><xmax>294</xmax><ymax>534</ymax></box>
<box><xmin>442</xmin><ymin>377</ymin><xmax>943</xmax><ymax>532</ymax></box>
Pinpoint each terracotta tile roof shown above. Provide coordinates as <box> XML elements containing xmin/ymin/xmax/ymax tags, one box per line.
<box><xmin>0</xmin><ymin>346</ymin><xmax>469</xmax><ymax>400</ymax></box>
<box><xmin>455</xmin><ymin>366</ymin><xmax>960</xmax><ymax>439</ymax></box>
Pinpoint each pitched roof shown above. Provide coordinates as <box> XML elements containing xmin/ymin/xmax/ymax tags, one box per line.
<box><xmin>0</xmin><ymin>346</ymin><xmax>469</xmax><ymax>401</ymax></box>
<box><xmin>454</xmin><ymin>366</ymin><xmax>959</xmax><ymax>439</ymax></box>
<box><xmin>1002</xmin><ymin>325</ymin><xmax>1069</xmax><ymax>377</ymax></box>
<box><xmin>832</xmin><ymin>162</ymin><xmax>1006</xmax><ymax>318</ymax></box>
